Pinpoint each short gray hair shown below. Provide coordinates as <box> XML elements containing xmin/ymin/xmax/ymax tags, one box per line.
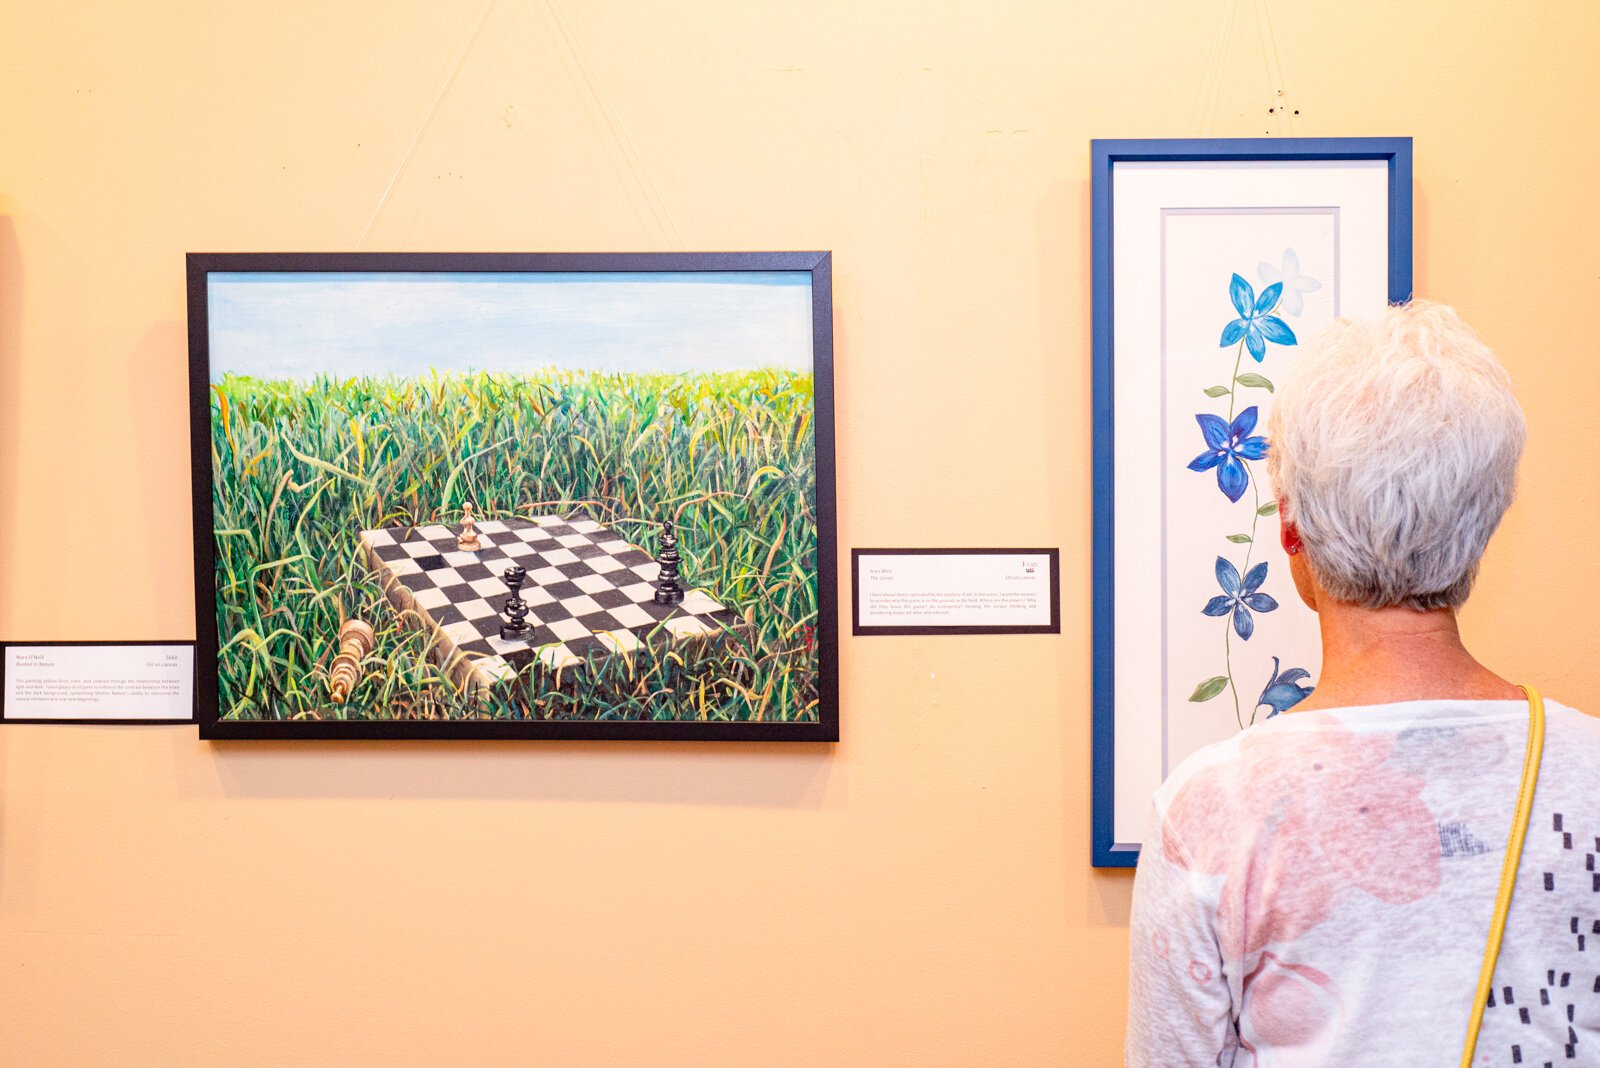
<box><xmin>1266</xmin><ymin>301</ymin><xmax>1526</xmax><ymax>611</ymax></box>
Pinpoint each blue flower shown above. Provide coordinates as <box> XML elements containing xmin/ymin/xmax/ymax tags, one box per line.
<box><xmin>1202</xmin><ymin>557</ymin><xmax>1278</xmax><ymax>640</ymax></box>
<box><xmin>1219</xmin><ymin>273</ymin><xmax>1297</xmax><ymax>361</ymax></box>
<box><xmin>1257</xmin><ymin>248</ymin><xmax>1321</xmax><ymax>317</ymax></box>
<box><xmin>1257</xmin><ymin>656</ymin><xmax>1315</xmax><ymax>718</ymax></box>
<box><xmin>1187</xmin><ymin>405</ymin><xmax>1269</xmax><ymax>503</ymax></box>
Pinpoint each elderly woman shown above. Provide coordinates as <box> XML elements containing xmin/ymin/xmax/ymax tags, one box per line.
<box><xmin>1125</xmin><ymin>302</ymin><xmax>1598</xmax><ymax>1066</ymax></box>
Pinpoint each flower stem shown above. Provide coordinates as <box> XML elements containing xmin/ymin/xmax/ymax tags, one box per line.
<box><xmin>1243</xmin><ymin>462</ymin><xmax>1261</xmax><ymax>571</ymax></box>
<box><xmin>1221</xmin><ymin>339</ymin><xmax>1249</xmax><ymax>731</ymax></box>
<box><xmin>1244</xmin><ymin>462</ymin><xmax>1264</xmax><ymax>726</ymax></box>
<box><xmin>1224</xmin><ymin>622</ymin><xmax>1241</xmax><ymax>729</ymax></box>
<box><xmin>1226</xmin><ymin>339</ymin><xmax>1247</xmax><ymax>423</ymax></box>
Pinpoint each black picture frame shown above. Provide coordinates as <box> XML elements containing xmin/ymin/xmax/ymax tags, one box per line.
<box><xmin>188</xmin><ymin>251</ymin><xmax>838</xmax><ymax>741</ymax></box>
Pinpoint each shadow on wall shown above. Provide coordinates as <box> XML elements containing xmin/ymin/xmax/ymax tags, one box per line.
<box><xmin>125</xmin><ymin>319</ymin><xmax>194</xmax><ymax>636</ymax></box>
<box><xmin>0</xmin><ymin>217</ymin><xmax>20</xmax><ymax>633</ymax></box>
<box><xmin>178</xmin><ymin>737</ymin><xmax>841</xmax><ymax>808</ymax></box>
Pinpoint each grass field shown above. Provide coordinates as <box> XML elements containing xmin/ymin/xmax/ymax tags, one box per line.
<box><xmin>208</xmin><ymin>367</ymin><xmax>818</xmax><ymax>722</ymax></box>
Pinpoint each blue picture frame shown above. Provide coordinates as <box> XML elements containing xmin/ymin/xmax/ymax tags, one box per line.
<box><xmin>1090</xmin><ymin>137</ymin><xmax>1414</xmax><ymax>867</ymax></box>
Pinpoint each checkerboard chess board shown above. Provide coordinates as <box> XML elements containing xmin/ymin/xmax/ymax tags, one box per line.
<box><xmin>359</xmin><ymin>514</ymin><xmax>745</xmax><ymax>689</ymax></box>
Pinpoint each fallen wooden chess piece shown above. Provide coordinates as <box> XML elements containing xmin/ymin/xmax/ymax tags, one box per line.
<box><xmin>328</xmin><ymin>618</ymin><xmax>376</xmax><ymax>703</ymax></box>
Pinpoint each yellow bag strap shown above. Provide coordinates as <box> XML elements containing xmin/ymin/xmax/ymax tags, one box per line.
<box><xmin>1459</xmin><ymin>684</ymin><xmax>1545</xmax><ymax>1068</ymax></box>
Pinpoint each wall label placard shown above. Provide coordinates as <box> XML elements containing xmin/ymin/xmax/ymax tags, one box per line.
<box><xmin>851</xmin><ymin>549</ymin><xmax>1060</xmax><ymax>635</ymax></box>
<box><xmin>0</xmin><ymin>642</ymin><xmax>196</xmax><ymax>724</ymax></box>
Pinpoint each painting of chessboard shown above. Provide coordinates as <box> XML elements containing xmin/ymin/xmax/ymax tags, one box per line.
<box><xmin>359</xmin><ymin>514</ymin><xmax>746</xmax><ymax>689</ymax></box>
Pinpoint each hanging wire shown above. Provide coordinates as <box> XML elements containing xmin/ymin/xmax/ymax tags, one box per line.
<box><xmin>357</xmin><ymin>0</ymin><xmax>500</xmax><ymax>248</ymax></box>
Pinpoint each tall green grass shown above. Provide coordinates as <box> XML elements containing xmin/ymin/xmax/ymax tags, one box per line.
<box><xmin>210</xmin><ymin>367</ymin><xmax>818</xmax><ymax>722</ymax></box>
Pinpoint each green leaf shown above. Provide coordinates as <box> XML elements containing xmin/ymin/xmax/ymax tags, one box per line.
<box><xmin>1202</xmin><ymin>385</ymin><xmax>1232</xmax><ymax>398</ymax></box>
<box><xmin>1257</xmin><ymin>501</ymin><xmax>1279</xmax><ymax>517</ymax></box>
<box><xmin>1188</xmin><ymin>676</ymin><xmax>1230</xmax><ymax>702</ymax></box>
<box><xmin>1235</xmin><ymin>372</ymin><xmax>1275</xmax><ymax>393</ymax></box>
<box><xmin>281</xmin><ymin>440</ymin><xmax>374</xmax><ymax>487</ymax></box>
<box><xmin>1225</xmin><ymin>534</ymin><xmax>1253</xmax><ymax>544</ymax></box>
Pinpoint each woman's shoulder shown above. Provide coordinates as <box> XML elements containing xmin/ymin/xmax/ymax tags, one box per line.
<box><xmin>1154</xmin><ymin>709</ymin><xmax>1343</xmax><ymax>813</ymax></box>
<box><xmin>1547</xmin><ymin>698</ymin><xmax>1600</xmax><ymax>732</ymax></box>
<box><xmin>1151</xmin><ymin>704</ymin><xmax>1493</xmax><ymax>875</ymax></box>
<box><xmin>1542</xmin><ymin>698</ymin><xmax>1600</xmax><ymax>763</ymax></box>
<box><xmin>1155</xmin><ymin>697</ymin><xmax>1599</xmax><ymax>824</ymax></box>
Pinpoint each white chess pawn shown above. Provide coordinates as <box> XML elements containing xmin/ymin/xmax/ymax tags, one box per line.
<box><xmin>458</xmin><ymin>501</ymin><xmax>482</xmax><ymax>552</ymax></box>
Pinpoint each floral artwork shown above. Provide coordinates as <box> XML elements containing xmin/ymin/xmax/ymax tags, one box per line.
<box><xmin>1184</xmin><ymin>258</ymin><xmax>1318</xmax><ymax>727</ymax></box>
<box><xmin>1092</xmin><ymin>137</ymin><xmax>1411</xmax><ymax>866</ymax></box>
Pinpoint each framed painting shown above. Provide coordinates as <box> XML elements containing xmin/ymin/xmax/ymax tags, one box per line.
<box><xmin>187</xmin><ymin>251</ymin><xmax>837</xmax><ymax>740</ymax></box>
<box><xmin>1091</xmin><ymin>138</ymin><xmax>1412</xmax><ymax>865</ymax></box>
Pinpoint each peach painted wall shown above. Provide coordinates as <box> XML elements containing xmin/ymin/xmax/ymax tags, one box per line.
<box><xmin>1</xmin><ymin>2</ymin><xmax>1595</xmax><ymax>1064</ymax></box>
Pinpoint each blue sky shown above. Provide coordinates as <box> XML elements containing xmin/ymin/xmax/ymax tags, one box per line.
<box><xmin>207</xmin><ymin>271</ymin><xmax>814</xmax><ymax>380</ymax></box>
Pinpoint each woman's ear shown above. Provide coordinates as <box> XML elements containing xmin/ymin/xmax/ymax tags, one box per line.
<box><xmin>1280</xmin><ymin>509</ymin><xmax>1303</xmax><ymax>556</ymax></box>
<box><xmin>1278</xmin><ymin>500</ymin><xmax>1319</xmax><ymax>610</ymax></box>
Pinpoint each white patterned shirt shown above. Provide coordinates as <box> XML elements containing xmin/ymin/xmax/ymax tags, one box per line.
<box><xmin>1126</xmin><ymin>698</ymin><xmax>1600</xmax><ymax>1067</ymax></box>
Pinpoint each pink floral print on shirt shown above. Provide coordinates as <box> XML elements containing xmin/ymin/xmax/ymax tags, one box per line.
<box><xmin>1160</xmin><ymin>714</ymin><xmax>1442</xmax><ymax>1058</ymax></box>
<box><xmin>1163</xmin><ymin>712</ymin><xmax>1442</xmax><ymax>959</ymax></box>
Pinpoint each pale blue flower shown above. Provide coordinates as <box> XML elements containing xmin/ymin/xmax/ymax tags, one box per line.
<box><xmin>1257</xmin><ymin>248</ymin><xmax>1321</xmax><ymax>317</ymax></box>
<box><xmin>1220</xmin><ymin>274</ymin><xmax>1297</xmax><ymax>361</ymax></box>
